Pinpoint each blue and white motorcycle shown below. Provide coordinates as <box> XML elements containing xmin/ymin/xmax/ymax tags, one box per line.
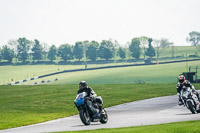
<box><xmin>180</xmin><ymin>87</ymin><xmax>200</xmax><ymax>114</ymax></box>
<box><xmin>74</xmin><ymin>92</ymin><xmax>108</xmax><ymax>125</ymax></box>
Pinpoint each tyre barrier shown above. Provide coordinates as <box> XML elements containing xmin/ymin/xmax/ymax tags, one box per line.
<box><xmin>33</xmin><ymin>78</ymin><xmax>58</xmax><ymax>85</ymax></box>
<box><xmin>5</xmin><ymin>77</ymin><xmax>59</xmax><ymax>85</ymax></box>
<box><xmin>5</xmin><ymin>77</ymin><xmax>39</xmax><ymax>85</ymax></box>
<box><xmin>134</xmin><ymin>80</ymin><xmax>145</xmax><ymax>84</ymax></box>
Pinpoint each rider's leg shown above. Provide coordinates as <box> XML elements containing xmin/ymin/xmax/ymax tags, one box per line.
<box><xmin>86</xmin><ymin>100</ymin><xmax>97</xmax><ymax>115</ymax></box>
<box><xmin>178</xmin><ymin>96</ymin><xmax>183</xmax><ymax>105</ymax></box>
<box><xmin>95</xmin><ymin>97</ymin><xmax>104</xmax><ymax>113</ymax></box>
<box><xmin>192</xmin><ymin>89</ymin><xmax>200</xmax><ymax>100</ymax></box>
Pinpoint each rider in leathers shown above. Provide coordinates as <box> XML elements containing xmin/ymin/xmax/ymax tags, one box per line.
<box><xmin>176</xmin><ymin>75</ymin><xmax>200</xmax><ymax>105</ymax></box>
<box><xmin>77</xmin><ymin>81</ymin><xmax>103</xmax><ymax>118</ymax></box>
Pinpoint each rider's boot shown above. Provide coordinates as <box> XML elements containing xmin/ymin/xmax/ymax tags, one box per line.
<box><xmin>99</xmin><ymin>106</ymin><xmax>105</xmax><ymax>114</ymax></box>
<box><xmin>178</xmin><ymin>97</ymin><xmax>183</xmax><ymax>106</ymax></box>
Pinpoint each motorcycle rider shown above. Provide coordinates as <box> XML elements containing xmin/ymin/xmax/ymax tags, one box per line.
<box><xmin>176</xmin><ymin>75</ymin><xmax>200</xmax><ymax>105</ymax></box>
<box><xmin>77</xmin><ymin>81</ymin><xmax>104</xmax><ymax>118</ymax></box>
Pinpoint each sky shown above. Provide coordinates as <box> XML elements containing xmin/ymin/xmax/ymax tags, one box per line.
<box><xmin>0</xmin><ymin>0</ymin><xmax>200</xmax><ymax>47</ymax></box>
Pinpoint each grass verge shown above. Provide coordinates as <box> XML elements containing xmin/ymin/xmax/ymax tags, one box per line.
<box><xmin>58</xmin><ymin>120</ymin><xmax>200</xmax><ymax>133</ymax></box>
<box><xmin>0</xmin><ymin>83</ymin><xmax>189</xmax><ymax>129</ymax></box>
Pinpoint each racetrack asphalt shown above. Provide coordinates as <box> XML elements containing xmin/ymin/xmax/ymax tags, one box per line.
<box><xmin>1</xmin><ymin>95</ymin><xmax>200</xmax><ymax>133</ymax></box>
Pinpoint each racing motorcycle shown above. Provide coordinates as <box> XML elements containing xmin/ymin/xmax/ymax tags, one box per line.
<box><xmin>180</xmin><ymin>87</ymin><xmax>200</xmax><ymax>114</ymax></box>
<box><xmin>74</xmin><ymin>92</ymin><xmax>108</xmax><ymax>125</ymax></box>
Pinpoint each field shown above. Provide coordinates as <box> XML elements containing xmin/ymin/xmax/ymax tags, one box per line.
<box><xmin>152</xmin><ymin>46</ymin><xmax>198</xmax><ymax>58</ymax></box>
<box><xmin>0</xmin><ymin>63</ymin><xmax>134</xmax><ymax>85</ymax></box>
<box><xmin>18</xmin><ymin>61</ymin><xmax>200</xmax><ymax>85</ymax></box>
<box><xmin>1</xmin><ymin>60</ymin><xmax>200</xmax><ymax>130</ymax></box>
<box><xmin>0</xmin><ymin>83</ymin><xmax>187</xmax><ymax>130</ymax></box>
<box><xmin>60</xmin><ymin>120</ymin><xmax>200</xmax><ymax>133</ymax></box>
<box><xmin>0</xmin><ymin>59</ymin><xmax>199</xmax><ymax>85</ymax></box>
<box><xmin>122</xmin><ymin>46</ymin><xmax>198</xmax><ymax>60</ymax></box>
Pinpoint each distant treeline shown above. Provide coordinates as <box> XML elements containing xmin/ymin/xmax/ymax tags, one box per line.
<box><xmin>0</xmin><ymin>31</ymin><xmax>200</xmax><ymax>65</ymax></box>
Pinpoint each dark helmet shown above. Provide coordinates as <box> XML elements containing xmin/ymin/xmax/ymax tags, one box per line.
<box><xmin>178</xmin><ymin>75</ymin><xmax>185</xmax><ymax>83</ymax></box>
<box><xmin>79</xmin><ymin>81</ymin><xmax>87</xmax><ymax>88</ymax></box>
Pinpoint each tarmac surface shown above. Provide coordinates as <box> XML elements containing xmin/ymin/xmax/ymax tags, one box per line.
<box><xmin>1</xmin><ymin>95</ymin><xmax>200</xmax><ymax>133</ymax></box>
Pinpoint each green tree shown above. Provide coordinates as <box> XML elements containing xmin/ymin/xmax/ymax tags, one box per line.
<box><xmin>86</xmin><ymin>41</ymin><xmax>99</xmax><ymax>61</ymax></box>
<box><xmin>117</xmin><ymin>47</ymin><xmax>126</xmax><ymax>60</ymax></box>
<box><xmin>153</xmin><ymin>38</ymin><xmax>173</xmax><ymax>61</ymax></box>
<box><xmin>145</xmin><ymin>38</ymin><xmax>155</xmax><ymax>58</ymax></box>
<box><xmin>41</xmin><ymin>42</ymin><xmax>49</xmax><ymax>61</ymax></box>
<box><xmin>187</xmin><ymin>31</ymin><xmax>200</xmax><ymax>46</ymax></box>
<box><xmin>74</xmin><ymin>42</ymin><xmax>84</xmax><ymax>61</ymax></box>
<box><xmin>171</xmin><ymin>44</ymin><xmax>175</xmax><ymax>59</ymax></box>
<box><xmin>160</xmin><ymin>38</ymin><xmax>173</xmax><ymax>48</ymax></box>
<box><xmin>196</xmin><ymin>45</ymin><xmax>200</xmax><ymax>57</ymax></box>
<box><xmin>0</xmin><ymin>47</ymin><xmax>2</xmax><ymax>61</ymax></box>
<box><xmin>140</xmin><ymin>36</ymin><xmax>149</xmax><ymax>59</ymax></box>
<box><xmin>47</xmin><ymin>45</ymin><xmax>57</xmax><ymax>62</ymax></box>
<box><xmin>129</xmin><ymin>38</ymin><xmax>141</xmax><ymax>59</ymax></box>
<box><xmin>7</xmin><ymin>39</ymin><xmax>19</xmax><ymax>63</ymax></box>
<box><xmin>113</xmin><ymin>40</ymin><xmax>119</xmax><ymax>62</ymax></box>
<box><xmin>17</xmin><ymin>37</ymin><xmax>31</xmax><ymax>63</ymax></box>
<box><xmin>83</xmin><ymin>40</ymin><xmax>89</xmax><ymax>62</ymax></box>
<box><xmin>1</xmin><ymin>45</ymin><xmax>14</xmax><ymax>63</ymax></box>
<box><xmin>58</xmin><ymin>44</ymin><xmax>73</xmax><ymax>62</ymax></box>
<box><xmin>99</xmin><ymin>40</ymin><xmax>115</xmax><ymax>61</ymax></box>
<box><xmin>32</xmin><ymin>39</ymin><xmax>43</xmax><ymax>61</ymax></box>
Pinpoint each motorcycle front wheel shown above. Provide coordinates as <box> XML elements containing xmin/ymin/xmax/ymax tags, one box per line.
<box><xmin>187</xmin><ymin>101</ymin><xmax>196</xmax><ymax>114</ymax></box>
<box><xmin>79</xmin><ymin>109</ymin><xmax>91</xmax><ymax>125</ymax></box>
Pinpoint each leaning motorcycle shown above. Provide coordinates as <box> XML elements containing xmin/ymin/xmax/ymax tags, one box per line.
<box><xmin>180</xmin><ymin>87</ymin><xmax>200</xmax><ymax>114</ymax></box>
<box><xmin>74</xmin><ymin>92</ymin><xmax>108</xmax><ymax>125</ymax></box>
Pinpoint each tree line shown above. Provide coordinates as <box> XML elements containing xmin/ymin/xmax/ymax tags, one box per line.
<box><xmin>0</xmin><ymin>31</ymin><xmax>199</xmax><ymax>64</ymax></box>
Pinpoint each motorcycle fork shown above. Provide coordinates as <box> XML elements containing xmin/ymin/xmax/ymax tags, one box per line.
<box><xmin>85</xmin><ymin>106</ymin><xmax>90</xmax><ymax>118</ymax></box>
<box><xmin>85</xmin><ymin>104</ymin><xmax>93</xmax><ymax>118</ymax></box>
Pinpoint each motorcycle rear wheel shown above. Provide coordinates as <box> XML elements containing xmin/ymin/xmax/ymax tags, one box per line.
<box><xmin>100</xmin><ymin>109</ymin><xmax>108</xmax><ymax>124</ymax></box>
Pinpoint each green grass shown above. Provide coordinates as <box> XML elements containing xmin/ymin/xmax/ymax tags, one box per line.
<box><xmin>2</xmin><ymin>83</ymin><xmax>199</xmax><ymax>130</ymax></box>
<box><xmin>0</xmin><ymin>45</ymin><xmax>199</xmax><ymax>85</ymax></box>
<box><xmin>58</xmin><ymin>120</ymin><xmax>200</xmax><ymax>133</ymax></box>
<box><xmin>133</xmin><ymin>46</ymin><xmax>197</xmax><ymax>59</ymax></box>
<box><xmin>0</xmin><ymin>65</ymin><xmax>83</xmax><ymax>84</ymax></box>
<box><xmin>1</xmin><ymin>59</ymin><xmax>199</xmax><ymax>85</ymax></box>
<box><xmin>22</xmin><ymin>61</ymin><xmax>200</xmax><ymax>85</ymax></box>
<box><xmin>0</xmin><ymin>59</ymin><xmax>200</xmax><ymax>130</ymax></box>
<box><xmin>0</xmin><ymin>63</ymin><xmax>138</xmax><ymax>85</ymax></box>
<box><xmin>155</xmin><ymin>46</ymin><xmax>197</xmax><ymax>58</ymax></box>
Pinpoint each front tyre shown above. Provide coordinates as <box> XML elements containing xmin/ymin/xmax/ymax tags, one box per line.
<box><xmin>197</xmin><ymin>109</ymin><xmax>200</xmax><ymax>113</ymax></box>
<box><xmin>187</xmin><ymin>101</ymin><xmax>196</xmax><ymax>114</ymax></box>
<box><xmin>100</xmin><ymin>109</ymin><xmax>108</xmax><ymax>124</ymax></box>
<box><xmin>79</xmin><ymin>109</ymin><xmax>91</xmax><ymax>125</ymax></box>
